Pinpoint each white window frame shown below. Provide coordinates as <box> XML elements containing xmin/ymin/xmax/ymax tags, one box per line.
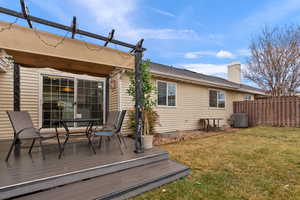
<box><xmin>38</xmin><ymin>73</ymin><xmax>106</xmax><ymax>128</ymax></box>
<box><xmin>156</xmin><ymin>80</ymin><xmax>177</xmax><ymax>107</ymax></box>
<box><xmin>209</xmin><ymin>89</ymin><xmax>226</xmax><ymax>109</ymax></box>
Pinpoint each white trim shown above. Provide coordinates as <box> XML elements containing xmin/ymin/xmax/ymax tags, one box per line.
<box><xmin>208</xmin><ymin>89</ymin><xmax>226</xmax><ymax>109</ymax></box>
<box><xmin>156</xmin><ymin>80</ymin><xmax>177</xmax><ymax>108</ymax></box>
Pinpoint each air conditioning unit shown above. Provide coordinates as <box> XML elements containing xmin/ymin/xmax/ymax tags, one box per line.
<box><xmin>232</xmin><ymin>113</ymin><xmax>248</xmax><ymax>128</ymax></box>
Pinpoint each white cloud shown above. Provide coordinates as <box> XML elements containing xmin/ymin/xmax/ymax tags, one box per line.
<box><xmin>216</xmin><ymin>50</ymin><xmax>235</xmax><ymax>59</ymax></box>
<box><xmin>150</xmin><ymin>8</ymin><xmax>176</xmax><ymax>18</ymax></box>
<box><xmin>244</xmin><ymin>0</ymin><xmax>300</xmax><ymax>27</ymax></box>
<box><xmin>179</xmin><ymin>63</ymin><xmax>246</xmax><ymax>76</ymax></box>
<box><xmin>29</xmin><ymin>0</ymin><xmax>73</xmax><ymax>23</ymax></box>
<box><xmin>184</xmin><ymin>50</ymin><xmax>235</xmax><ymax>59</ymax></box>
<box><xmin>237</xmin><ymin>49</ymin><xmax>251</xmax><ymax>57</ymax></box>
<box><xmin>132</xmin><ymin>29</ymin><xmax>200</xmax><ymax>40</ymax></box>
<box><xmin>183</xmin><ymin>51</ymin><xmax>215</xmax><ymax>59</ymax></box>
<box><xmin>180</xmin><ymin>63</ymin><xmax>228</xmax><ymax>75</ymax></box>
<box><xmin>73</xmin><ymin>0</ymin><xmax>200</xmax><ymax>41</ymax></box>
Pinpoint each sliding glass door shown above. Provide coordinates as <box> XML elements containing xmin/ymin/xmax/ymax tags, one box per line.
<box><xmin>77</xmin><ymin>79</ymin><xmax>104</xmax><ymax>126</ymax></box>
<box><xmin>41</xmin><ymin>75</ymin><xmax>104</xmax><ymax>128</ymax></box>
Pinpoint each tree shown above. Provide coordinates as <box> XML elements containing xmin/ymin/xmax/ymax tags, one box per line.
<box><xmin>127</xmin><ymin>60</ymin><xmax>158</xmax><ymax>135</ymax></box>
<box><xmin>244</xmin><ymin>25</ymin><xmax>300</xmax><ymax>96</ymax></box>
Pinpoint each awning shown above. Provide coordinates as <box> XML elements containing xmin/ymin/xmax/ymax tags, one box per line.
<box><xmin>0</xmin><ymin>21</ymin><xmax>135</xmax><ymax>76</ymax></box>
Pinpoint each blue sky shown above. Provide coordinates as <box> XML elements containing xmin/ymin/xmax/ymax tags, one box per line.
<box><xmin>1</xmin><ymin>0</ymin><xmax>300</xmax><ymax>83</ymax></box>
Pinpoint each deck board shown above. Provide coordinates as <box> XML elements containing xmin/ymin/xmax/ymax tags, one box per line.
<box><xmin>0</xmin><ymin>137</ymin><xmax>166</xmax><ymax>188</ymax></box>
<box><xmin>15</xmin><ymin>160</ymin><xmax>189</xmax><ymax>200</ymax></box>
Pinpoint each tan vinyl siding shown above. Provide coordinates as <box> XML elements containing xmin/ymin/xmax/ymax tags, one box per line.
<box><xmin>119</xmin><ymin>73</ymin><xmax>254</xmax><ymax>134</ymax></box>
<box><xmin>20</xmin><ymin>67</ymin><xmax>39</xmax><ymax>129</ymax></box>
<box><xmin>120</xmin><ymin>74</ymin><xmax>134</xmax><ymax>135</ymax></box>
<box><xmin>0</xmin><ymin>65</ymin><xmax>13</xmax><ymax>140</ymax></box>
<box><xmin>109</xmin><ymin>74</ymin><xmax>120</xmax><ymax>112</ymax></box>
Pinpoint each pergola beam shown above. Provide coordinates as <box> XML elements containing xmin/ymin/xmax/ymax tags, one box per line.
<box><xmin>0</xmin><ymin>6</ymin><xmax>146</xmax><ymax>51</ymax></box>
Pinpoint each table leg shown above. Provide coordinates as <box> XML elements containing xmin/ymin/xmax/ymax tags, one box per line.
<box><xmin>55</xmin><ymin>126</ymin><xmax>61</xmax><ymax>152</ymax></box>
<box><xmin>206</xmin><ymin>119</ymin><xmax>210</xmax><ymax>132</ymax></box>
<box><xmin>59</xmin><ymin>134</ymin><xmax>69</xmax><ymax>159</ymax></box>
<box><xmin>86</xmin><ymin>121</ymin><xmax>96</xmax><ymax>154</ymax></box>
<box><xmin>213</xmin><ymin>119</ymin><xmax>216</xmax><ymax>130</ymax></box>
<box><xmin>58</xmin><ymin>122</ymin><xmax>70</xmax><ymax>159</ymax></box>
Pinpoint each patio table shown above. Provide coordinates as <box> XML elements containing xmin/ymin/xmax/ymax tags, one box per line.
<box><xmin>54</xmin><ymin>119</ymin><xmax>100</xmax><ymax>159</ymax></box>
<box><xmin>199</xmin><ymin>118</ymin><xmax>223</xmax><ymax>132</ymax></box>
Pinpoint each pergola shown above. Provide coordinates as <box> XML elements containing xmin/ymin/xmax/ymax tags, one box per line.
<box><xmin>0</xmin><ymin>1</ymin><xmax>145</xmax><ymax>153</ymax></box>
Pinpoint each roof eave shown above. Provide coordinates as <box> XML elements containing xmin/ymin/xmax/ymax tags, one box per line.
<box><xmin>151</xmin><ymin>70</ymin><xmax>265</xmax><ymax>95</ymax></box>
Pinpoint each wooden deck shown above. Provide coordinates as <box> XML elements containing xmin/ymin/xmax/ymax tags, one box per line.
<box><xmin>0</xmin><ymin>137</ymin><xmax>189</xmax><ymax>200</ymax></box>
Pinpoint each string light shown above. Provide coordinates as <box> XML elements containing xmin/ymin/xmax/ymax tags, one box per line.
<box><xmin>33</xmin><ymin>27</ymin><xmax>70</xmax><ymax>48</ymax></box>
<box><xmin>0</xmin><ymin>18</ymin><xmax>18</xmax><ymax>32</ymax></box>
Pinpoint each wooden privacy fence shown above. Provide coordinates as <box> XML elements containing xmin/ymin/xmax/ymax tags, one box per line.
<box><xmin>233</xmin><ymin>97</ymin><xmax>300</xmax><ymax>127</ymax></box>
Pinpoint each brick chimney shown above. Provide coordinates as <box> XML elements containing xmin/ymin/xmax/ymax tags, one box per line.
<box><xmin>228</xmin><ymin>62</ymin><xmax>241</xmax><ymax>84</ymax></box>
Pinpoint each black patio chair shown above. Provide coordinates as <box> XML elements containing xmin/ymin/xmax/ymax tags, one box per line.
<box><xmin>5</xmin><ymin>111</ymin><xmax>59</xmax><ymax>161</ymax></box>
<box><xmin>93</xmin><ymin>110</ymin><xmax>127</xmax><ymax>154</ymax></box>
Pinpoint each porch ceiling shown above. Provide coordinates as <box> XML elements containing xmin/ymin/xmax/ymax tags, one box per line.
<box><xmin>0</xmin><ymin>21</ymin><xmax>134</xmax><ymax>76</ymax></box>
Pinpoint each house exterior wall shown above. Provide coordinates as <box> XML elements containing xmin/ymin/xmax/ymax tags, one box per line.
<box><xmin>0</xmin><ymin>65</ymin><xmax>14</xmax><ymax>140</ymax></box>
<box><xmin>119</xmin><ymin>73</ymin><xmax>254</xmax><ymax>135</ymax></box>
<box><xmin>0</xmin><ymin>66</ymin><xmax>254</xmax><ymax>140</ymax></box>
<box><xmin>0</xmin><ymin>65</ymin><xmax>107</xmax><ymax>140</ymax></box>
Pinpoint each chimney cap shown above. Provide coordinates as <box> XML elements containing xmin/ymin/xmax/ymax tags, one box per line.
<box><xmin>228</xmin><ymin>61</ymin><xmax>241</xmax><ymax>66</ymax></box>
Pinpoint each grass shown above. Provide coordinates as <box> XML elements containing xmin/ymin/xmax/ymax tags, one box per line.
<box><xmin>131</xmin><ymin>126</ymin><xmax>300</xmax><ymax>200</ymax></box>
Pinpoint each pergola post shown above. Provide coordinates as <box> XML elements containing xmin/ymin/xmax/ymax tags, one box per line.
<box><xmin>13</xmin><ymin>62</ymin><xmax>21</xmax><ymax>152</ymax></box>
<box><xmin>134</xmin><ymin>46</ymin><xmax>144</xmax><ymax>154</ymax></box>
<box><xmin>13</xmin><ymin>63</ymin><xmax>20</xmax><ymax>111</ymax></box>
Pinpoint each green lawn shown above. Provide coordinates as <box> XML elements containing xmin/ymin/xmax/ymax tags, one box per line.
<box><xmin>131</xmin><ymin>127</ymin><xmax>300</xmax><ymax>200</ymax></box>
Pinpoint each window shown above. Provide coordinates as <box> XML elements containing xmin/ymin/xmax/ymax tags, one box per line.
<box><xmin>157</xmin><ymin>81</ymin><xmax>176</xmax><ymax>106</ymax></box>
<box><xmin>209</xmin><ymin>90</ymin><xmax>225</xmax><ymax>108</ymax></box>
<box><xmin>41</xmin><ymin>75</ymin><xmax>104</xmax><ymax>128</ymax></box>
<box><xmin>244</xmin><ymin>95</ymin><xmax>252</xmax><ymax>100</ymax></box>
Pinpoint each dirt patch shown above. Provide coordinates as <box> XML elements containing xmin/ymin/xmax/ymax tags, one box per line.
<box><xmin>153</xmin><ymin>128</ymin><xmax>239</xmax><ymax>146</ymax></box>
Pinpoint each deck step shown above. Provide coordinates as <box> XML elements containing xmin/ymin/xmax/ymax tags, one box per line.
<box><xmin>15</xmin><ymin>160</ymin><xmax>189</xmax><ymax>200</ymax></box>
<box><xmin>0</xmin><ymin>151</ymin><xmax>168</xmax><ymax>200</ymax></box>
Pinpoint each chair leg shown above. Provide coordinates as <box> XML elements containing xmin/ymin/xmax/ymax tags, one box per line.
<box><xmin>5</xmin><ymin>138</ymin><xmax>17</xmax><ymax>162</ymax></box>
<box><xmin>56</xmin><ymin>134</ymin><xmax>61</xmax><ymax>153</ymax></box>
<box><xmin>98</xmin><ymin>136</ymin><xmax>103</xmax><ymax>149</ymax></box>
<box><xmin>39</xmin><ymin>138</ymin><xmax>46</xmax><ymax>160</ymax></box>
<box><xmin>87</xmin><ymin>135</ymin><xmax>96</xmax><ymax>154</ymax></box>
<box><xmin>116</xmin><ymin>135</ymin><xmax>124</xmax><ymax>155</ymax></box>
<box><xmin>58</xmin><ymin>136</ymin><xmax>69</xmax><ymax>159</ymax></box>
<box><xmin>28</xmin><ymin>138</ymin><xmax>36</xmax><ymax>154</ymax></box>
<box><xmin>121</xmin><ymin>136</ymin><xmax>127</xmax><ymax>149</ymax></box>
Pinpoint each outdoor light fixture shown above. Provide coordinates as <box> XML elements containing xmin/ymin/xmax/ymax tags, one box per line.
<box><xmin>0</xmin><ymin>49</ymin><xmax>13</xmax><ymax>72</ymax></box>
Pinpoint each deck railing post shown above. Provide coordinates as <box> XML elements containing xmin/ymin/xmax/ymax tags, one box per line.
<box><xmin>134</xmin><ymin>47</ymin><xmax>144</xmax><ymax>154</ymax></box>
